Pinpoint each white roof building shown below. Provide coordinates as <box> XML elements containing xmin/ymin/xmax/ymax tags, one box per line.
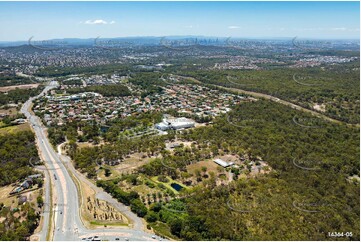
<box><xmin>155</xmin><ymin>121</ymin><xmax>169</xmax><ymax>131</ymax></box>
<box><xmin>214</xmin><ymin>159</ymin><xmax>234</xmax><ymax>167</ymax></box>
<box><xmin>155</xmin><ymin>117</ymin><xmax>195</xmax><ymax>131</ymax></box>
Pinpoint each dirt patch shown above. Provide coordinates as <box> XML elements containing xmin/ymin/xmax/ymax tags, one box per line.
<box><xmin>85</xmin><ymin>196</ymin><xmax>129</xmax><ymax>224</ymax></box>
<box><xmin>0</xmin><ymin>185</ymin><xmax>17</xmax><ymax>206</ymax></box>
<box><xmin>0</xmin><ymin>107</ymin><xmax>18</xmax><ymax>117</ymax></box>
<box><xmin>313</xmin><ymin>103</ymin><xmax>326</xmax><ymax>112</ymax></box>
<box><xmin>0</xmin><ymin>84</ymin><xmax>40</xmax><ymax>92</ymax></box>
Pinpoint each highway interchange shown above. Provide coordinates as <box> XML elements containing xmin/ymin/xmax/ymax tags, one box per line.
<box><xmin>21</xmin><ymin>81</ymin><xmax>159</xmax><ymax>241</ymax></box>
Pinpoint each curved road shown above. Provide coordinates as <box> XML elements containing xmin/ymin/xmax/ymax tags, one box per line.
<box><xmin>21</xmin><ymin>82</ymin><xmax>158</xmax><ymax>241</ymax></box>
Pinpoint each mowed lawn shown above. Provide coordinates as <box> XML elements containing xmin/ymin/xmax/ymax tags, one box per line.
<box><xmin>187</xmin><ymin>159</ymin><xmax>220</xmax><ymax>174</ymax></box>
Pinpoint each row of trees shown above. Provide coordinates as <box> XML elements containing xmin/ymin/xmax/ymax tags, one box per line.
<box><xmin>96</xmin><ymin>179</ymin><xmax>148</xmax><ymax>217</ymax></box>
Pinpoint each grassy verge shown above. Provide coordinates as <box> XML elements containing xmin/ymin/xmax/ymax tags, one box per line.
<box><xmin>90</xmin><ymin>221</ymin><xmax>128</xmax><ymax>227</ymax></box>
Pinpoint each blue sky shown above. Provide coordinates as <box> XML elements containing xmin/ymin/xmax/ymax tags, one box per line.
<box><xmin>0</xmin><ymin>1</ymin><xmax>359</xmax><ymax>41</ymax></box>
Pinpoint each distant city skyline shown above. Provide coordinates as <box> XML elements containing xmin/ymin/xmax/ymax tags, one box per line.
<box><xmin>0</xmin><ymin>1</ymin><xmax>359</xmax><ymax>41</ymax></box>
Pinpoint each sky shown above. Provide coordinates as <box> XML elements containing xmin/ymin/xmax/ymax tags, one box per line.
<box><xmin>0</xmin><ymin>1</ymin><xmax>359</xmax><ymax>41</ymax></box>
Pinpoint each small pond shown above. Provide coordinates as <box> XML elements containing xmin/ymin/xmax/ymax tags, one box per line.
<box><xmin>170</xmin><ymin>183</ymin><xmax>184</xmax><ymax>191</ymax></box>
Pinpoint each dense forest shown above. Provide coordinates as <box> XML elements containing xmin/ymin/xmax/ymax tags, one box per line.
<box><xmin>66</xmin><ymin>84</ymin><xmax>131</xmax><ymax>97</ymax></box>
<box><xmin>61</xmin><ymin>79</ymin><xmax>83</xmax><ymax>86</ymax></box>
<box><xmin>0</xmin><ymin>75</ymin><xmax>34</xmax><ymax>87</ymax></box>
<box><xmin>0</xmin><ymin>131</ymin><xmax>39</xmax><ymax>186</ymax></box>
<box><xmin>36</xmin><ymin>63</ymin><xmax>132</xmax><ymax>77</ymax></box>
<box><xmin>0</xmin><ymin>87</ymin><xmax>42</xmax><ymax>105</ymax></box>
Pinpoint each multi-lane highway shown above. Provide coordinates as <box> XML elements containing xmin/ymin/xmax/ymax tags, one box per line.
<box><xmin>21</xmin><ymin>81</ymin><xmax>159</xmax><ymax>241</ymax></box>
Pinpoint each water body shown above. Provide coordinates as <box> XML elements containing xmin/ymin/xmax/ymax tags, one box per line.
<box><xmin>171</xmin><ymin>183</ymin><xmax>184</xmax><ymax>191</ymax></box>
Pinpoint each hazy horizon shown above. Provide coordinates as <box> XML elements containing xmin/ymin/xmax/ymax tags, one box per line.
<box><xmin>1</xmin><ymin>35</ymin><xmax>360</xmax><ymax>43</ymax></box>
<box><xmin>0</xmin><ymin>1</ymin><xmax>359</xmax><ymax>41</ymax></box>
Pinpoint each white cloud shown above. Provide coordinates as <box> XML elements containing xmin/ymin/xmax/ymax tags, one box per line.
<box><xmin>295</xmin><ymin>27</ymin><xmax>324</xmax><ymax>31</ymax></box>
<box><xmin>330</xmin><ymin>27</ymin><xmax>360</xmax><ymax>32</ymax></box>
<box><xmin>83</xmin><ymin>19</ymin><xmax>115</xmax><ymax>25</ymax></box>
<box><xmin>331</xmin><ymin>27</ymin><xmax>347</xmax><ymax>31</ymax></box>
<box><xmin>228</xmin><ymin>26</ymin><xmax>240</xmax><ymax>29</ymax></box>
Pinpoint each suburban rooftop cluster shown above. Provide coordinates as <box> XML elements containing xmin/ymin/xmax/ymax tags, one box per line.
<box><xmin>33</xmin><ymin>83</ymin><xmax>246</xmax><ymax>126</ymax></box>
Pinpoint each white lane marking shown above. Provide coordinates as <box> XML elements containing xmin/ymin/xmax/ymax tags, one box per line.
<box><xmin>42</xmin><ymin>138</ymin><xmax>68</xmax><ymax>233</ymax></box>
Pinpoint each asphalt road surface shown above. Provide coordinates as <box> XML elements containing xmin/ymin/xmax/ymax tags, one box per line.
<box><xmin>21</xmin><ymin>81</ymin><xmax>160</xmax><ymax>241</ymax></box>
